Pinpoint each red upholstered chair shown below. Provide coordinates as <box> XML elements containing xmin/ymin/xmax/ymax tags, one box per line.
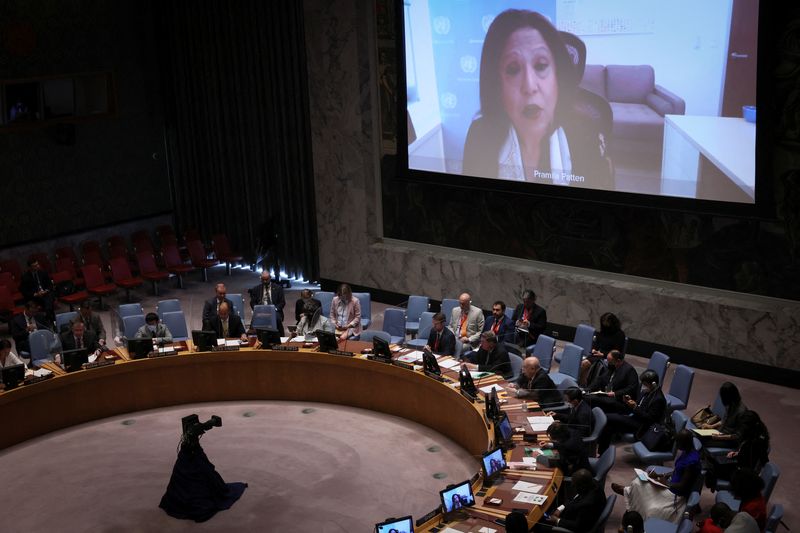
<box><xmin>0</xmin><ymin>285</ymin><xmax>24</xmax><ymax>324</ymax></box>
<box><xmin>183</xmin><ymin>228</ymin><xmax>202</xmax><ymax>243</ymax></box>
<box><xmin>27</xmin><ymin>252</ymin><xmax>53</xmax><ymax>274</ymax></box>
<box><xmin>131</xmin><ymin>230</ymin><xmax>154</xmax><ymax>253</ymax></box>
<box><xmin>135</xmin><ymin>251</ymin><xmax>170</xmax><ymax>296</ymax></box>
<box><xmin>0</xmin><ymin>259</ymin><xmax>24</xmax><ymax>282</ymax></box>
<box><xmin>109</xmin><ymin>257</ymin><xmax>144</xmax><ymax>302</ymax></box>
<box><xmin>55</xmin><ymin>257</ymin><xmax>85</xmax><ymax>288</ymax></box>
<box><xmin>54</xmin><ymin>246</ymin><xmax>79</xmax><ymax>267</ymax></box>
<box><xmin>52</xmin><ymin>270</ymin><xmax>90</xmax><ymax>311</ymax></box>
<box><xmin>211</xmin><ymin>233</ymin><xmax>244</xmax><ymax>275</ymax></box>
<box><xmin>0</xmin><ymin>272</ymin><xmax>23</xmax><ymax>303</ymax></box>
<box><xmin>161</xmin><ymin>244</ymin><xmax>194</xmax><ymax>289</ymax></box>
<box><xmin>81</xmin><ymin>264</ymin><xmax>117</xmax><ymax>309</ymax></box>
<box><xmin>186</xmin><ymin>239</ymin><xmax>219</xmax><ymax>282</ymax></box>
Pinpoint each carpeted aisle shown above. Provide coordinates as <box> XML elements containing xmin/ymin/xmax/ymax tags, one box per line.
<box><xmin>0</xmin><ymin>401</ymin><xmax>479</xmax><ymax>532</ymax></box>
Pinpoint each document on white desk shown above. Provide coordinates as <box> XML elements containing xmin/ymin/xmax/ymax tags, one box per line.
<box><xmin>527</xmin><ymin>415</ymin><xmax>554</xmax><ymax>431</ymax></box>
<box><xmin>397</xmin><ymin>351</ymin><xmax>423</xmax><ymax>363</ymax></box>
<box><xmin>438</xmin><ymin>358</ymin><xmax>461</xmax><ymax>369</ymax></box>
<box><xmin>514</xmin><ymin>492</ymin><xmax>548</xmax><ymax>505</ymax></box>
<box><xmin>479</xmin><ymin>383</ymin><xmax>504</xmax><ymax>394</ymax></box>
<box><xmin>511</xmin><ymin>480</ymin><xmax>543</xmax><ymax>494</ymax></box>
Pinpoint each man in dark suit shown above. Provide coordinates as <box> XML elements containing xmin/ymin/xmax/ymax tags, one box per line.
<box><xmin>512</xmin><ymin>289</ymin><xmax>547</xmax><ymax>346</ymax></box>
<box><xmin>424</xmin><ymin>312</ymin><xmax>455</xmax><ymax>356</ymax></box>
<box><xmin>463</xmin><ymin>331</ymin><xmax>511</xmax><ymax>378</ymax></box>
<box><xmin>71</xmin><ymin>301</ymin><xmax>106</xmax><ymax>345</ymax></box>
<box><xmin>511</xmin><ymin>356</ymin><xmax>562</xmax><ymax>406</ymax></box>
<box><xmin>19</xmin><ymin>258</ymin><xmax>55</xmax><ymax>322</ymax></box>
<box><xmin>482</xmin><ymin>300</ymin><xmax>515</xmax><ymax>344</ymax></box>
<box><xmin>548</xmin><ymin>386</ymin><xmax>593</xmax><ymax>438</ymax></box>
<box><xmin>205</xmin><ymin>302</ymin><xmax>247</xmax><ymax>340</ymax></box>
<box><xmin>597</xmin><ymin>369</ymin><xmax>666</xmax><ymax>453</ymax></box>
<box><xmin>536</xmin><ymin>469</ymin><xmax>606</xmax><ymax>531</ymax></box>
<box><xmin>294</xmin><ymin>289</ymin><xmax>322</xmax><ymax>323</ymax></box>
<box><xmin>248</xmin><ymin>271</ymin><xmax>285</xmax><ymax>334</ymax></box>
<box><xmin>202</xmin><ymin>283</ymin><xmax>234</xmax><ymax>324</ymax></box>
<box><xmin>586</xmin><ymin>350</ymin><xmax>640</xmax><ymax>414</ymax></box>
<box><xmin>60</xmin><ymin>320</ymin><xmax>99</xmax><ymax>352</ymax></box>
<box><xmin>10</xmin><ymin>301</ymin><xmax>51</xmax><ymax>356</ymax></box>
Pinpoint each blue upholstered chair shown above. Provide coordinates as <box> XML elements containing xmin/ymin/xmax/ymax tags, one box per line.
<box><xmin>156</xmin><ymin>299</ymin><xmax>181</xmax><ymax>315</ymax></box>
<box><xmin>648</xmin><ymin>351</ymin><xmax>671</xmax><ymax>386</ymax></box>
<box><xmin>405</xmin><ymin>295</ymin><xmax>429</xmax><ymax>336</ymax></box>
<box><xmin>359</xmin><ymin>330</ymin><xmax>391</xmax><ymax>344</ymax></box>
<box><xmin>30</xmin><ymin>329</ymin><xmax>59</xmax><ymax>365</ymax></box>
<box><xmin>161</xmin><ymin>310</ymin><xmax>189</xmax><ymax>341</ymax></box>
<box><xmin>251</xmin><ymin>304</ymin><xmax>277</xmax><ymax>331</ymax></box>
<box><xmin>353</xmin><ymin>292</ymin><xmax>371</xmax><ymax>329</ymax></box>
<box><xmin>316</xmin><ymin>291</ymin><xmax>334</xmax><ymax>318</ymax></box>
<box><xmin>227</xmin><ymin>293</ymin><xmax>245</xmax><ymax>321</ymax></box>
<box><xmin>381</xmin><ymin>308</ymin><xmax>406</xmax><ymax>344</ymax></box>
<box><xmin>665</xmin><ymin>364</ymin><xmax>695</xmax><ymax>412</ymax></box>
<box><xmin>508</xmin><ymin>353</ymin><xmax>524</xmax><ymax>382</ymax></box>
<box><xmin>122</xmin><ymin>314</ymin><xmax>146</xmax><ymax>340</ymax></box>
<box><xmin>583</xmin><ymin>407</ymin><xmax>607</xmax><ymax>457</ymax></box>
<box><xmin>55</xmin><ymin>311</ymin><xmax>78</xmax><ymax>334</ymax></box>
<box><xmin>550</xmin><ymin>343</ymin><xmax>582</xmax><ymax>386</ymax></box>
<box><xmin>406</xmin><ymin>311</ymin><xmax>434</xmax><ymax>349</ymax></box>
<box><xmin>527</xmin><ymin>334</ymin><xmax>556</xmax><ymax>372</ymax></box>
<box><xmin>440</xmin><ymin>298</ymin><xmax>459</xmax><ymax>323</ymax></box>
<box><xmin>632</xmin><ymin>410</ymin><xmax>689</xmax><ymax>465</ymax></box>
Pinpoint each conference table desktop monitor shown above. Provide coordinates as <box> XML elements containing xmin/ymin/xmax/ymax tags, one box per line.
<box><xmin>422</xmin><ymin>350</ymin><xmax>442</xmax><ymax>376</ymax></box>
<box><xmin>373</xmin><ymin>336</ymin><xmax>393</xmax><ymax>360</ymax></box>
<box><xmin>374</xmin><ymin>515</ymin><xmax>414</xmax><ymax>533</ymax></box>
<box><xmin>495</xmin><ymin>412</ymin><xmax>515</xmax><ymax>451</ymax></box>
<box><xmin>481</xmin><ymin>446</ymin><xmax>508</xmax><ymax>485</ymax></box>
<box><xmin>256</xmin><ymin>328</ymin><xmax>282</xmax><ymax>348</ymax></box>
<box><xmin>440</xmin><ymin>479</ymin><xmax>475</xmax><ymax>513</ymax></box>
<box><xmin>1</xmin><ymin>364</ymin><xmax>25</xmax><ymax>389</ymax></box>
<box><xmin>191</xmin><ymin>330</ymin><xmax>217</xmax><ymax>352</ymax></box>
<box><xmin>127</xmin><ymin>338</ymin><xmax>154</xmax><ymax>360</ymax></box>
<box><xmin>61</xmin><ymin>348</ymin><xmax>89</xmax><ymax>373</ymax></box>
<box><xmin>316</xmin><ymin>329</ymin><xmax>339</xmax><ymax>353</ymax></box>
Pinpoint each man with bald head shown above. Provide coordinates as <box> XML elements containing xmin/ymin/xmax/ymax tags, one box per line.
<box><xmin>206</xmin><ymin>302</ymin><xmax>247</xmax><ymax>340</ymax></box>
<box><xmin>249</xmin><ymin>270</ymin><xmax>286</xmax><ymax>334</ymax></box>
<box><xmin>509</xmin><ymin>356</ymin><xmax>562</xmax><ymax>406</ymax></box>
<box><xmin>449</xmin><ymin>292</ymin><xmax>484</xmax><ymax>352</ymax></box>
<box><xmin>202</xmin><ymin>283</ymin><xmax>234</xmax><ymax>324</ymax></box>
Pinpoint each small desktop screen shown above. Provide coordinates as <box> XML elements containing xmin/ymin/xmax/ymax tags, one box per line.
<box><xmin>316</xmin><ymin>329</ymin><xmax>339</xmax><ymax>352</ymax></box>
<box><xmin>497</xmin><ymin>412</ymin><xmax>513</xmax><ymax>442</ymax></box>
<box><xmin>482</xmin><ymin>447</ymin><xmax>508</xmax><ymax>480</ymax></box>
<box><xmin>191</xmin><ymin>330</ymin><xmax>216</xmax><ymax>352</ymax></box>
<box><xmin>256</xmin><ymin>328</ymin><xmax>282</xmax><ymax>347</ymax></box>
<box><xmin>422</xmin><ymin>350</ymin><xmax>441</xmax><ymax>375</ymax></box>
<box><xmin>375</xmin><ymin>515</ymin><xmax>414</xmax><ymax>533</ymax></box>
<box><xmin>439</xmin><ymin>480</ymin><xmax>475</xmax><ymax>513</ymax></box>
<box><xmin>373</xmin><ymin>336</ymin><xmax>393</xmax><ymax>359</ymax></box>
<box><xmin>61</xmin><ymin>348</ymin><xmax>89</xmax><ymax>372</ymax></box>
<box><xmin>127</xmin><ymin>338</ymin><xmax>153</xmax><ymax>360</ymax></box>
<box><xmin>1</xmin><ymin>364</ymin><xmax>25</xmax><ymax>388</ymax></box>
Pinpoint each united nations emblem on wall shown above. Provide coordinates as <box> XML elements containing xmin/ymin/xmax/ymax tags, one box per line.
<box><xmin>460</xmin><ymin>55</ymin><xmax>477</xmax><ymax>74</ymax></box>
<box><xmin>440</xmin><ymin>92</ymin><xmax>457</xmax><ymax>109</ymax></box>
<box><xmin>433</xmin><ymin>16</ymin><xmax>451</xmax><ymax>35</ymax></box>
<box><xmin>482</xmin><ymin>15</ymin><xmax>495</xmax><ymax>33</ymax></box>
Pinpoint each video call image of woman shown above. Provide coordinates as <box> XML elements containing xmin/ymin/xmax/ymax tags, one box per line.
<box><xmin>462</xmin><ymin>9</ymin><xmax>613</xmax><ymax>189</ymax></box>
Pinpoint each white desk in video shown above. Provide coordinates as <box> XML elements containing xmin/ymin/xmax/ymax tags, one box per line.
<box><xmin>660</xmin><ymin>115</ymin><xmax>755</xmax><ymax>202</ymax></box>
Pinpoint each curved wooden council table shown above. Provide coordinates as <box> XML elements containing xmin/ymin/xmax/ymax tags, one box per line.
<box><xmin>0</xmin><ymin>345</ymin><xmax>561</xmax><ymax>531</ymax></box>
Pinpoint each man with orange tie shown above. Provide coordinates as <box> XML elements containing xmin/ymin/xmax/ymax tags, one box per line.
<box><xmin>424</xmin><ymin>312</ymin><xmax>455</xmax><ymax>356</ymax></box>
<box><xmin>449</xmin><ymin>292</ymin><xmax>484</xmax><ymax>355</ymax></box>
<box><xmin>482</xmin><ymin>301</ymin><xmax>515</xmax><ymax>344</ymax></box>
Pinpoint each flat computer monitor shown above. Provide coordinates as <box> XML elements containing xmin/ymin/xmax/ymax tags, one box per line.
<box><xmin>439</xmin><ymin>479</ymin><xmax>475</xmax><ymax>514</ymax></box>
<box><xmin>459</xmin><ymin>364</ymin><xmax>478</xmax><ymax>397</ymax></box>
<box><xmin>1</xmin><ymin>364</ymin><xmax>25</xmax><ymax>389</ymax></box>
<box><xmin>316</xmin><ymin>329</ymin><xmax>339</xmax><ymax>353</ymax></box>
<box><xmin>422</xmin><ymin>350</ymin><xmax>441</xmax><ymax>376</ymax></box>
<box><xmin>485</xmin><ymin>387</ymin><xmax>501</xmax><ymax>421</ymax></box>
<box><xmin>256</xmin><ymin>328</ymin><xmax>282</xmax><ymax>348</ymax></box>
<box><xmin>495</xmin><ymin>412</ymin><xmax>514</xmax><ymax>450</ymax></box>
<box><xmin>373</xmin><ymin>336</ymin><xmax>393</xmax><ymax>360</ymax></box>
<box><xmin>192</xmin><ymin>330</ymin><xmax>217</xmax><ymax>352</ymax></box>
<box><xmin>374</xmin><ymin>515</ymin><xmax>414</xmax><ymax>533</ymax></box>
<box><xmin>62</xmin><ymin>348</ymin><xmax>89</xmax><ymax>373</ymax></box>
<box><xmin>481</xmin><ymin>446</ymin><xmax>508</xmax><ymax>485</ymax></box>
<box><xmin>127</xmin><ymin>338</ymin><xmax>153</xmax><ymax>360</ymax></box>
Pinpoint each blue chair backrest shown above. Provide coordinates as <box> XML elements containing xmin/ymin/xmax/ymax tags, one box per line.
<box><xmin>584</xmin><ymin>407</ymin><xmax>607</xmax><ymax>444</ymax></box>
<box><xmin>123</xmin><ymin>314</ymin><xmax>146</xmax><ymax>340</ymax></box>
<box><xmin>765</xmin><ymin>504</ymin><xmax>784</xmax><ymax>533</ymax></box>
<box><xmin>353</xmin><ymin>292</ymin><xmax>371</xmax><ymax>328</ymax></box>
<box><xmin>382</xmin><ymin>308</ymin><xmax>406</xmax><ymax>339</ymax></box>
<box><xmin>676</xmin><ymin>516</ymin><xmax>694</xmax><ymax>533</ymax></box>
<box><xmin>156</xmin><ymin>299</ymin><xmax>181</xmax><ymax>315</ymax></box>
<box><xmin>573</xmin><ymin>323</ymin><xmax>595</xmax><ymax>356</ymax></box>
<box><xmin>670</xmin><ymin>410</ymin><xmax>690</xmax><ymax>453</ymax></box>
<box><xmin>508</xmin><ymin>352</ymin><xmax>524</xmax><ymax>382</ymax></box>
<box><xmin>228</xmin><ymin>293</ymin><xmax>245</xmax><ymax>320</ymax></box>
<box><xmin>251</xmin><ymin>304</ymin><xmax>277</xmax><ymax>330</ymax></box>
<box><xmin>589</xmin><ymin>494</ymin><xmax>617</xmax><ymax>533</ymax></box>
<box><xmin>532</xmin><ymin>334</ymin><xmax>556</xmax><ymax>372</ymax></box>
<box><xmin>558</xmin><ymin>343</ymin><xmax>583</xmax><ymax>380</ymax></box>
<box><xmin>316</xmin><ymin>291</ymin><xmax>334</xmax><ymax>317</ymax></box>
<box><xmin>416</xmin><ymin>311</ymin><xmax>435</xmax><ymax>340</ymax></box>
<box><xmin>648</xmin><ymin>351</ymin><xmax>671</xmax><ymax>385</ymax></box>
<box><xmin>119</xmin><ymin>303</ymin><xmax>144</xmax><ymax>318</ymax></box>
<box><xmin>406</xmin><ymin>295</ymin><xmax>429</xmax><ymax>323</ymax></box>
<box><xmin>557</xmin><ymin>376</ymin><xmax>579</xmax><ymax>391</ymax></box>
<box><xmin>30</xmin><ymin>329</ymin><xmax>57</xmax><ymax>362</ymax></box>
<box><xmin>504</xmin><ymin>306</ymin><xmax>515</xmax><ymax>321</ymax></box>
<box><xmin>668</xmin><ymin>364</ymin><xmax>695</xmax><ymax>405</ymax></box>
<box><xmin>440</xmin><ymin>298</ymin><xmax>459</xmax><ymax>322</ymax></box>
<box><xmin>711</xmin><ymin>393</ymin><xmax>726</xmax><ymax>418</ymax></box>
<box><xmin>593</xmin><ymin>445</ymin><xmax>616</xmax><ymax>486</ymax></box>
<box><xmin>761</xmin><ymin>462</ymin><xmax>780</xmax><ymax>502</ymax></box>
<box><xmin>162</xmin><ymin>310</ymin><xmax>189</xmax><ymax>341</ymax></box>
<box><xmin>55</xmin><ymin>312</ymin><xmax>78</xmax><ymax>333</ymax></box>
<box><xmin>359</xmin><ymin>330</ymin><xmax>391</xmax><ymax>344</ymax></box>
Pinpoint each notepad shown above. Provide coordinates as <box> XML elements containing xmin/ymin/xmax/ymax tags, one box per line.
<box><xmin>527</xmin><ymin>415</ymin><xmax>554</xmax><ymax>431</ymax></box>
<box><xmin>691</xmin><ymin>428</ymin><xmax>721</xmax><ymax>437</ymax></box>
<box><xmin>397</xmin><ymin>352</ymin><xmax>421</xmax><ymax>363</ymax></box>
<box><xmin>513</xmin><ymin>492</ymin><xmax>547</xmax><ymax>504</ymax></box>
<box><xmin>470</xmin><ymin>371</ymin><xmax>492</xmax><ymax>379</ymax></box>
<box><xmin>480</xmin><ymin>384</ymin><xmax>503</xmax><ymax>394</ymax></box>
<box><xmin>438</xmin><ymin>358</ymin><xmax>461</xmax><ymax>369</ymax></box>
<box><xmin>511</xmin><ymin>480</ymin><xmax>543</xmax><ymax>493</ymax></box>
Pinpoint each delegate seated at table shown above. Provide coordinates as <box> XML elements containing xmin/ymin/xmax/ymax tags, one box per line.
<box><xmin>205</xmin><ymin>302</ymin><xmax>247</xmax><ymax>341</ymax></box>
<box><xmin>424</xmin><ymin>312</ymin><xmax>455</xmax><ymax>356</ymax></box>
<box><xmin>135</xmin><ymin>313</ymin><xmax>174</xmax><ymax>344</ymax></box>
<box><xmin>292</xmin><ymin>302</ymin><xmax>334</xmax><ymax>338</ymax></box>
<box><xmin>60</xmin><ymin>320</ymin><xmax>100</xmax><ymax>352</ymax></box>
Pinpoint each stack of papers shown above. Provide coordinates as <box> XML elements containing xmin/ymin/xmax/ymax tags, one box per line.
<box><xmin>224</xmin><ymin>339</ymin><xmax>240</xmax><ymax>347</ymax></box>
<box><xmin>479</xmin><ymin>384</ymin><xmax>504</xmax><ymax>394</ymax></box>
<box><xmin>397</xmin><ymin>352</ymin><xmax>423</xmax><ymax>363</ymax></box>
<box><xmin>511</xmin><ymin>480</ymin><xmax>547</xmax><ymax>504</ymax></box>
<box><xmin>438</xmin><ymin>358</ymin><xmax>461</xmax><ymax>369</ymax></box>
<box><xmin>634</xmin><ymin>468</ymin><xmax>669</xmax><ymax>488</ymax></box>
<box><xmin>470</xmin><ymin>371</ymin><xmax>492</xmax><ymax>379</ymax></box>
<box><xmin>527</xmin><ymin>415</ymin><xmax>555</xmax><ymax>432</ymax></box>
<box><xmin>32</xmin><ymin>368</ymin><xmax>53</xmax><ymax>378</ymax></box>
<box><xmin>691</xmin><ymin>428</ymin><xmax>721</xmax><ymax>437</ymax></box>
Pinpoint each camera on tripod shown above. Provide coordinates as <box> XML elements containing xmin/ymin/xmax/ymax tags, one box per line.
<box><xmin>181</xmin><ymin>414</ymin><xmax>222</xmax><ymax>446</ymax></box>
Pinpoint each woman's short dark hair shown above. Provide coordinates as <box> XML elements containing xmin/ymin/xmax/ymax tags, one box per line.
<box><xmin>479</xmin><ymin>10</ymin><xmax>578</xmax><ymax>123</ymax></box>
<box><xmin>145</xmin><ymin>312</ymin><xmax>160</xmax><ymax>324</ymax></box>
<box><xmin>719</xmin><ymin>382</ymin><xmax>741</xmax><ymax>408</ymax></box>
<box><xmin>599</xmin><ymin>312</ymin><xmax>621</xmax><ymax>334</ymax></box>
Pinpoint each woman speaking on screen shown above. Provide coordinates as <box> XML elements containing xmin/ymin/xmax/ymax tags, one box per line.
<box><xmin>462</xmin><ymin>9</ymin><xmax>613</xmax><ymax>189</ymax></box>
